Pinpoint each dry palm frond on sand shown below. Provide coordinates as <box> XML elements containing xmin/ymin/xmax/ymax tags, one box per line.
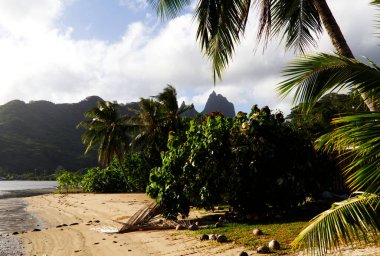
<box><xmin>116</xmin><ymin>202</ymin><xmax>177</xmax><ymax>233</ymax></box>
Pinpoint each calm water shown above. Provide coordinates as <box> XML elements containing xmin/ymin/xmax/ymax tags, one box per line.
<box><xmin>0</xmin><ymin>180</ymin><xmax>57</xmax><ymax>191</ymax></box>
<box><xmin>0</xmin><ymin>181</ymin><xmax>57</xmax><ymax>235</ymax></box>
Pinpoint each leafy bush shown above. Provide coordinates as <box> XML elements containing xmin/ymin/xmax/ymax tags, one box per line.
<box><xmin>57</xmin><ymin>170</ymin><xmax>83</xmax><ymax>192</ymax></box>
<box><xmin>147</xmin><ymin>107</ymin><xmax>329</xmax><ymax>218</ymax></box>
<box><xmin>148</xmin><ymin>113</ymin><xmax>231</xmax><ymax>218</ymax></box>
<box><xmin>81</xmin><ymin>152</ymin><xmax>151</xmax><ymax>193</ymax></box>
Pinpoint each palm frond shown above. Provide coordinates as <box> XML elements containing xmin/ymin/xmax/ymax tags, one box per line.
<box><xmin>269</xmin><ymin>0</ymin><xmax>322</xmax><ymax>53</ymax></box>
<box><xmin>194</xmin><ymin>0</ymin><xmax>251</xmax><ymax>81</ymax></box>
<box><xmin>147</xmin><ymin>0</ymin><xmax>191</xmax><ymax>19</ymax></box>
<box><xmin>320</xmin><ymin>112</ymin><xmax>380</xmax><ymax>194</ymax></box>
<box><xmin>278</xmin><ymin>53</ymin><xmax>380</xmax><ymax>112</ymax></box>
<box><xmin>293</xmin><ymin>194</ymin><xmax>380</xmax><ymax>256</ymax></box>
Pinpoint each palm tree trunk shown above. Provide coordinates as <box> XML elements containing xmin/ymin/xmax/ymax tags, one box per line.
<box><xmin>314</xmin><ymin>0</ymin><xmax>377</xmax><ymax>111</ymax></box>
<box><xmin>117</xmin><ymin>157</ymin><xmax>129</xmax><ymax>190</ymax></box>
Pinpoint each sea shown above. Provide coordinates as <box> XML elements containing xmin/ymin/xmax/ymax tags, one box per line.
<box><xmin>0</xmin><ymin>181</ymin><xmax>57</xmax><ymax>233</ymax></box>
<box><xmin>0</xmin><ymin>181</ymin><xmax>57</xmax><ymax>256</ymax></box>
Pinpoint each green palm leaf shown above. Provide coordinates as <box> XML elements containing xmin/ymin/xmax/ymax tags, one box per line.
<box><xmin>278</xmin><ymin>53</ymin><xmax>380</xmax><ymax>111</ymax></box>
<box><xmin>292</xmin><ymin>194</ymin><xmax>380</xmax><ymax>256</ymax></box>
<box><xmin>147</xmin><ymin>0</ymin><xmax>191</xmax><ymax>19</ymax></box>
<box><xmin>268</xmin><ymin>0</ymin><xmax>322</xmax><ymax>52</ymax></box>
<box><xmin>194</xmin><ymin>0</ymin><xmax>251</xmax><ymax>81</ymax></box>
<box><xmin>318</xmin><ymin>113</ymin><xmax>380</xmax><ymax>194</ymax></box>
<box><xmin>77</xmin><ymin>101</ymin><xmax>132</xmax><ymax>166</ymax></box>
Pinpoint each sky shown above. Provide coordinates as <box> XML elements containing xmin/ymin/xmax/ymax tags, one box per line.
<box><xmin>0</xmin><ymin>0</ymin><xmax>378</xmax><ymax>114</ymax></box>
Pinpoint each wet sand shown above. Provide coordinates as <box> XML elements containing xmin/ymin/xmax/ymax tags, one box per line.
<box><xmin>0</xmin><ymin>189</ymin><xmax>54</xmax><ymax>256</ymax></box>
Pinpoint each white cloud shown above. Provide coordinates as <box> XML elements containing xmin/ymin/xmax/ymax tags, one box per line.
<box><xmin>0</xmin><ymin>0</ymin><xmax>377</xmax><ymax>116</ymax></box>
<box><xmin>119</xmin><ymin>0</ymin><xmax>148</xmax><ymax>10</ymax></box>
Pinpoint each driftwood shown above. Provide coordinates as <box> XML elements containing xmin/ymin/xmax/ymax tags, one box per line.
<box><xmin>117</xmin><ymin>202</ymin><xmax>176</xmax><ymax>233</ymax></box>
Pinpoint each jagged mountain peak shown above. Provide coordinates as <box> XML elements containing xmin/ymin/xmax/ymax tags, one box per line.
<box><xmin>202</xmin><ymin>91</ymin><xmax>235</xmax><ymax>118</ymax></box>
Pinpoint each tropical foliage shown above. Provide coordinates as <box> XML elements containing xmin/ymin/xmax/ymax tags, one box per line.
<box><xmin>287</xmin><ymin>93</ymin><xmax>366</xmax><ymax>140</ymax></box>
<box><xmin>78</xmin><ymin>100</ymin><xmax>131</xmax><ymax>166</ymax></box>
<box><xmin>147</xmin><ymin>106</ymin><xmax>328</xmax><ymax>218</ymax></box>
<box><xmin>81</xmin><ymin>152</ymin><xmax>151</xmax><ymax>193</ymax></box>
<box><xmin>56</xmin><ymin>170</ymin><xmax>83</xmax><ymax>192</ymax></box>
<box><xmin>277</xmin><ymin>3</ymin><xmax>380</xmax><ymax>251</ymax></box>
<box><xmin>148</xmin><ymin>0</ymin><xmax>352</xmax><ymax>82</ymax></box>
<box><xmin>131</xmin><ymin>85</ymin><xmax>193</xmax><ymax>166</ymax></box>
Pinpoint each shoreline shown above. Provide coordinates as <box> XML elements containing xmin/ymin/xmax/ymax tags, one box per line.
<box><xmin>0</xmin><ymin>188</ymin><xmax>55</xmax><ymax>256</ymax></box>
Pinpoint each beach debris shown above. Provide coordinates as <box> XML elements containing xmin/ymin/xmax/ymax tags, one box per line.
<box><xmin>62</xmin><ymin>224</ymin><xmax>68</xmax><ymax>227</ymax></box>
<box><xmin>32</xmin><ymin>229</ymin><xmax>41</xmax><ymax>232</ymax></box>
<box><xmin>268</xmin><ymin>240</ymin><xmax>280</xmax><ymax>250</ymax></box>
<box><xmin>208</xmin><ymin>234</ymin><xmax>217</xmax><ymax>240</ymax></box>
<box><xmin>200</xmin><ymin>234</ymin><xmax>209</xmax><ymax>241</ymax></box>
<box><xmin>216</xmin><ymin>234</ymin><xmax>227</xmax><ymax>243</ymax></box>
<box><xmin>113</xmin><ymin>241</ymin><xmax>118</xmax><ymax>243</ymax></box>
<box><xmin>70</xmin><ymin>222</ymin><xmax>79</xmax><ymax>226</ymax></box>
<box><xmin>239</xmin><ymin>252</ymin><xmax>249</xmax><ymax>256</ymax></box>
<box><xmin>94</xmin><ymin>220</ymin><xmax>100</xmax><ymax>223</ymax></box>
<box><xmin>188</xmin><ymin>224</ymin><xmax>199</xmax><ymax>230</ymax></box>
<box><xmin>176</xmin><ymin>224</ymin><xmax>185</xmax><ymax>231</ymax></box>
<box><xmin>256</xmin><ymin>245</ymin><xmax>270</xmax><ymax>254</ymax></box>
<box><xmin>12</xmin><ymin>232</ymin><xmax>19</xmax><ymax>235</ymax></box>
<box><xmin>93</xmin><ymin>242</ymin><xmax>99</xmax><ymax>245</ymax></box>
<box><xmin>118</xmin><ymin>202</ymin><xmax>175</xmax><ymax>233</ymax></box>
<box><xmin>252</xmin><ymin>228</ymin><xmax>263</xmax><ymax>235</ymax></box>
<box><xmin>56</xmin><ymin>225</ymin><xmax>62</xmax><ymax>228</ymax></box>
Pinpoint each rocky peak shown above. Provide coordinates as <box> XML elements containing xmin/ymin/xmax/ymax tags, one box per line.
<box><xmin>202</xmin><ymin>91</ymin><xmax>235</xmax><ymax>118</ymax></box>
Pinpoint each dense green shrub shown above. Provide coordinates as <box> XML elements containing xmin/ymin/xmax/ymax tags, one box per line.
<box><xmin>227</xmin><ymin>106</ymin><xmax>319</xmax><ymax>213</ymax></box>
<box><xmin>147</xmin><ymin>106</ymin><xmax>329</xmax><ymax>218</ymax></box>
<box><xmin>57</xmin><ymin>170</ymin><xmax>83</xmax><ymax>192</ymax></box>
<box><xmin>148</xmin><ymin>113</ymin><xmax>231</xmax><ymax>218</ymax></box>
<box><xmin>81</xmin><ymin>152</ymin><xmax>151</xmax><ymax>193</ymax></box>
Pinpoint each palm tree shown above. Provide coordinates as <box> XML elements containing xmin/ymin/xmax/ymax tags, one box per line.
<box><xmin>277</xmin><ymin>44</ymin><xmax>380</xmax><ymax>255</ymax></box>
<box><xmin>131</xmin><ymin>85</ymin><xmax>193</xmax><ymax>165</ymax></box>
<box><xmin>153</xmin><ymin>84</ymin><xmax>193</xmax><ymax>130</ymax></box>
<box><xmin>78</xmin><ymin>100</ymin><xmax>131</xmax><ymax>181</ymax></box>
<box><xmin>148</xmin><ymin>0</ymin><xmax>376</xmax><ymax>110</ymax></box>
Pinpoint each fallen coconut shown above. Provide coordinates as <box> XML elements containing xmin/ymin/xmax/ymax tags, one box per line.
<box><xmin>216</xmin><ymin>234</ymin><xmax>227</xmax><ymax>243</ymax></box>
<box><xmin>268</xmin><ymin>240</ymin><xmax>280</xmax><ymax>250</ymax></box>
<box><xmin>208</xmin><ymin>234</ymin><xmax>217</xmax><ymax>240</ymax></box>
<box><xmin>252</xmin><ymin>228</ymin><xmax>263</xmax><ymax>235</ymax></box>
<box><xmin>257</xmin><ymin>245</ymin><xmax>269</xmax><ymax>254</ymax></box>
<box><xmin>200</xmin><ymin>234</ymin><xmax>208</xmax><ymax>241</ymax></box>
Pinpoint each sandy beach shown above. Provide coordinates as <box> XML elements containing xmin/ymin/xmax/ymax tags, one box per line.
<box><xmin>19</xmin><ymin>193</ymin><xmax>254</xmax><ymax>256</ymax></box>
<box><xmin>15</xmin><ymin>193</ymin><xmax>380</xmax><ymax>256</ymax></box>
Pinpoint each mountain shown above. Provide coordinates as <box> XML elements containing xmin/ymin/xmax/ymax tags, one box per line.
<box><xmin>179</xmin><ymin>101</ymin><xmax>199</xmax><ymax>117</ymax></box>
<box><xmin>202</xmin><ymin>91</ymin><xmax>235</xmax><ymax>118</ymax></box>
<box><xmin>0</xmin><ymin>92</ymin><xmax>235</xmax><ymax>175</ymax></box>
<box><xmin>0</xmin><ymin>96</ymin><xmax>140</xmax><ymax>175</ymax></box>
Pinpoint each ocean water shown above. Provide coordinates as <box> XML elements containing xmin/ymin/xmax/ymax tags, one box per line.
<box><xmin>0</xmin><ymin>180</ymin><xmax>57</xmax><ymax>191</ymax></box>
<box><xmin>0</xmin><ymin>181</ymin><xmax>57</xmax><ymax>234</ymax></box>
